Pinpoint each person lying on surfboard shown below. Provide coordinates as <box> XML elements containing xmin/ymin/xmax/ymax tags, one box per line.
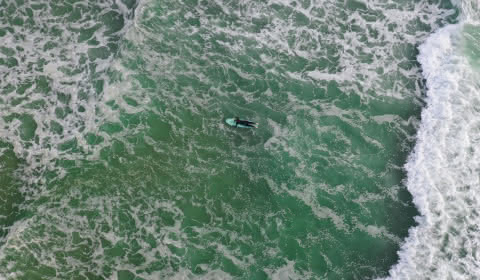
<box><xmin>234</xmin><ymin>117</ymin><xmax>257</xmax><ymax>128</ymax></box>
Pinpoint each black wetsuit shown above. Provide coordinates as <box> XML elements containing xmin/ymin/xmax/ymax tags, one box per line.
<box><xmin>235</xmin><ymin>119</ymin><xmax>256</xmax><ymax>127</ymax></box>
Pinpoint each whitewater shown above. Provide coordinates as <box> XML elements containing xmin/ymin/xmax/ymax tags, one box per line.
<box><xmin>385</xmin><ymin>1</ymin><xmax>480</xmax><ymax>279</ymax></box>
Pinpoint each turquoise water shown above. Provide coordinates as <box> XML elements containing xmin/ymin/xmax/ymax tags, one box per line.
<box><xmin>1</xmin><ymin>0</ymin><xmax>478</xmax><ymax>279</ymax></box>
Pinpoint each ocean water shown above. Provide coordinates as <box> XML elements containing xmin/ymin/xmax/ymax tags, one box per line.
<box><xmin>385</xmin><ymin>1</ymin><xmax>480</xmax><ymax>279</ymax></box>
<box><xmin>0</xmin><ymin>0</ymin><xmax>476</xmax><ymax>279</ymax></box>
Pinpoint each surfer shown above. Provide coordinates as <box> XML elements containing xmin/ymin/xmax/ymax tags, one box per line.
<box><xmin>234</xmin><ymin>117</ymin><xmax>257</xmax><ymax>128</ymax></box>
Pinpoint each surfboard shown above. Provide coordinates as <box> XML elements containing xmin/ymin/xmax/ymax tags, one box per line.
<box><xmin>225</xmin><ymin>118</ymin><xmax>257</xmax><ymax>128</ymax></box>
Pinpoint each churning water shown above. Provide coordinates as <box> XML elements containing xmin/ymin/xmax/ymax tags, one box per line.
<box><xmin>0</xmin><ymin>0</ymin><xmax>478</xmax><ymax>279</ymax></box>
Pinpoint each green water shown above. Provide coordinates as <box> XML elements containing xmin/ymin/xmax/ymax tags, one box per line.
<box><xmin>0</xmin><ymin>0</ymin><xmax>457</xmax><ymax>279</ymax></box>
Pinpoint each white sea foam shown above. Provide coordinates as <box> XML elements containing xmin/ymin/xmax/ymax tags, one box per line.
<box><xmin>383</xmin><ymin>18</ymin><xmax>480</xmax><ymax>280</ymax></box>
<box><xmin>265</xmin><ymin>260</ymin><xmax>307</xmax><ymax>280</ymax></box>
<box><xmin>0</xmin><ymin>0</ymin><xmax>139</xmax><ymax>183</ymax></box>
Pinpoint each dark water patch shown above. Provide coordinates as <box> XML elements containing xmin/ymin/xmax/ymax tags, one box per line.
<box><xmin>0</xmin><ymin>142</ymin><xmax>24</xmax><ymax>241</ymax></box>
